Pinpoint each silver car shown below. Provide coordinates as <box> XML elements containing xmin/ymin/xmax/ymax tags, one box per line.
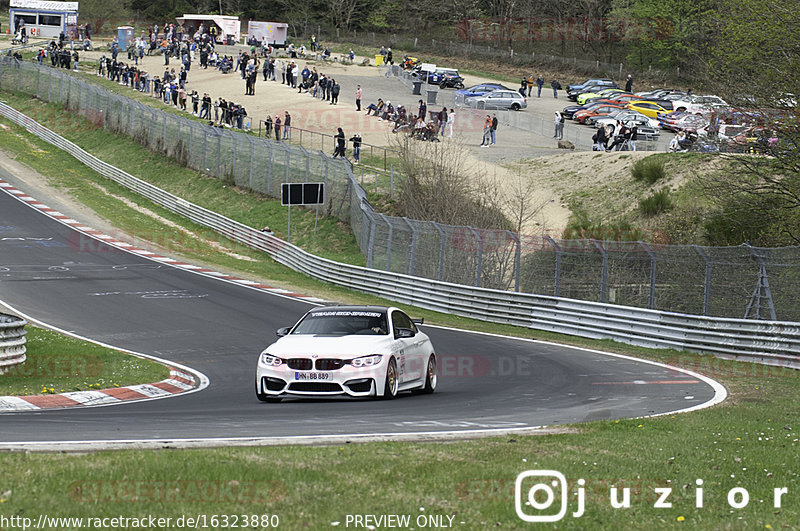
<box><xmin>467</xmin><ymin>90</ymin><xmax>528</xmax><ymax>111</ymax></box>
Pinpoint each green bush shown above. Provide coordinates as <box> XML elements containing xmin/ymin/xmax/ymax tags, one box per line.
<box><xmin>631</xmin><ymin>156</ymin><xmax>667</xmax><ymax>184</ymax></box>
<box><xmin>639</xmin><ymin>187</ymin><xmax>674</xmax><ymax>217</ymax></box>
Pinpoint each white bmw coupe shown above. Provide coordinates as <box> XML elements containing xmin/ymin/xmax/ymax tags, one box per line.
<box><xmin>255</xmin><ymin>306</ymin><xmax>437</xmax><ymax>402</ymax></box>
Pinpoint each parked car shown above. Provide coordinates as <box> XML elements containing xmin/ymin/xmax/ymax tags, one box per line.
<box><xmin>567</xmin><ymin>82</ymin><xmax>620</xmax><ymax>101</ymax></box>
<box><xmin>567</xmin><ymin>78</ymin><xmax>617</xmax><ymax>93</ymax></box>
<box><xmin>662</xmin><ymin>113</ymin><xmax>708</xmax><ymax>133</ymax></box>
<box><xmin>670</xmin><ymin>95</ymin><xmax>729</xmax><ymax>113</ymax></box>
<box><xmin>576</xmin><ymin>88</ymin><xmax>624</xmax><ymax>105</ymax></box>
<box><xmin>573</xmin><ymin>103</ymin><xmax>626</xmax><ymax>124</ymax></box>
<box><xmin>625</xmin><ymin>100</ymin><xmax>671</xmax><ymax>119</ymax></box>
<box><xmin>456</xmin><ymin>83</ymin><xmax>511</xmax><ymax>99</ymax></box>
<box><xmin>466</xmin><ymin>90</ymin><xmax>527</xmax><ymax>110</ymax></box>
<box><xmin>255</xmin><ymin>306</ymin><xmax>437</xmax><ymax>402</ymax></box>
<box><xmin>595</xmin><ymin>112</ymin><xmax>661</xmax><ymax>139</ymax></box>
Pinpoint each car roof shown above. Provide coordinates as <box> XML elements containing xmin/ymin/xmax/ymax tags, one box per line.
<box><xmin>308</xmin><ymin>305</ymin><xmax>392</xmax><ymax>314</ymax></box>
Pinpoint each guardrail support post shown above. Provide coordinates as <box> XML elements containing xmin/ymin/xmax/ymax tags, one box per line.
<box><xmin>249</xmin><ymin>137</ymin><xmax>255</xmax><ymax>189</ymax></box>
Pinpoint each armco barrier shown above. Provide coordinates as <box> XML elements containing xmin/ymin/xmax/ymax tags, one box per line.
<box><xmin>2</xmin><ymin>104</ymin><xmax>800</xmax><ymax>369</ymax></box>
<box><xmin>0</xmin><ymin>313</ymin><xmax>27</xmax><ymax>374</ymax></box>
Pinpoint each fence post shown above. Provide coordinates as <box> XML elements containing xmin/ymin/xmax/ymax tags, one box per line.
<box><xmin>693</xmin><ymin>245</ymin><xmax>712</xmax><ymax>316</ymax></box>
<box><xmin>249</xmin><ymin>136</ymin><xmax>255</xmax><ymax>189</ymax></box>
<box><xmin>390</xmin><ymin>163</ymin><xmax>394</xmax><ymax>198</ymax></box>
<box><xmin>433</xmin><ymin>222</ymin><xmax>446</xmax><ymax>282</ymax></box>
<box><xmin>545</xmin><ymin>236</ymin><xmax>562</xmax><ymax>297</ymax></box>
<box><xmin>267</xmin><ymin>143</ymin><xmax>274</xmax><ymax>194</ymax></box>
<box><xmin>509</xmin><ymin>230</ymin><xmax>521</xmax><ymax>292</ymax></box>
<box><xmin>640</xmin><ymin>242</ymin><xmax>657</xmax><ymax>309</ymax></box>
<box><xmin>592</xmin><ymin>240</ymin><xmax>608</xmax><ymax>303</ymax></box>
<box><xmin>202</xmin><ymin>127</ymin><xmax>208</xmax><ymax>171</ymax></box>
<box><xmin>217</xmin><ymin>131</ymin><xmax>222</xmax><ymax>177</ymax></box>
<box><xmin>402</xmin><ymin>217</ymin><xmax>417</xmax><ymax>276</ymax></box>
<box><xmin>366</xmin><ymin>211</ymin><xmax>376</xmax><ymax>268</ymax></box>
<box><xmin>232</xmin><ymin>133</ymin><xmax>238</xmax><ymax>181</ymax></box>
<box><xmin>379</xmin><ymin>215</ymin><xmax>393</xmax><ymax>270</ymax></box>
<box><xmin>468</xmin><ymin>227</ymin><xmax>483</xmax><ymax>288</ymax></box>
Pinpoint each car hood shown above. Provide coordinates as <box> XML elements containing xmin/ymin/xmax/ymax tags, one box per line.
<box><xmin>264</xmin><ymin>334</ymin><xmax>396</xmax><ymax>358</ymax></box>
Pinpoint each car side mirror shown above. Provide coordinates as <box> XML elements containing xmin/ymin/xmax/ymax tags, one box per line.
<box><xmin>396</xmin><ymin>328</ymin><xmax>415</xmax><ymax>339</ymax></box>
<box><xmin>276</xmin><ymin>327</ymin><xmax>291</xmax><ymax>337</ymax></box>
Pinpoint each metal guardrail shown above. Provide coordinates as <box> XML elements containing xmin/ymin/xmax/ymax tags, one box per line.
<box><xmin>0</xmin><ymin>313</ymin><xmax>27</xmax><ymax>374</ymax></box>
<box><xmin>2</xmin><ymin>103</ymin><xmax>799</xmax><ymax>369</ymax></box>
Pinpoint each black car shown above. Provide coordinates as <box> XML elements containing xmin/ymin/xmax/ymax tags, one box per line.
<box><xmin>567</xmin><ymin>82</ymin><xmax>620</xmax><ymax>101</ymax></box>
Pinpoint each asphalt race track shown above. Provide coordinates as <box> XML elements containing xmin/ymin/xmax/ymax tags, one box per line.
<box><xmin>0</xmin><ymin>181</ymin><xmax>723</xmax><ymax>446</ymax></box>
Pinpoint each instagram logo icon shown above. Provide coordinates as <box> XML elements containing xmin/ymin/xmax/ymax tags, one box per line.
<box><xmin>515</xmin><ymin>470</ymin><xmax>585</xmax><ymax>522</ymax></box>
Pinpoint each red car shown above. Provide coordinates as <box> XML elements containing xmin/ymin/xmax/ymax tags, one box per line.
<box><xmin>573</xmin><ymin>103</ymin><xmax>625</xmax><ymax>124</ymax></box>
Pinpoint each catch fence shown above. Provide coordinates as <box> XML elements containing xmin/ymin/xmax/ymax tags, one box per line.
<box><xmin>1</xmin><ymin>57</ymin><xmax>797</xmax><ymax>320</ymax></box>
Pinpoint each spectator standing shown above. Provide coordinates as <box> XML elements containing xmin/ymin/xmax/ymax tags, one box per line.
<box><xmin>446</xmin><ymin>109</ymin><xmax>455</xmax><ymax>138</ymax></box>
<box><xmin>554</xmin><ymin>112</ymin><xmax>564</xmax><ymax>140</ymax></box>
<box><xmin>527</xmin><ymin>74</ymin><xmax>534</xmax><ymax>97</ymax></box>
<box><xmin>264</xmin><ymin>114</ymin><xmax>273</xmax><ymax>137</ymax></box>
<box><xmin>355</xmin><ymin>85</ymin><xmax>362</xmax><ymax>111</ymax></box>
<box><xmin>283</xmin><ymin>111</ymin><xmax>291</xmax><ymax>139</ymax></box>
<box><xmin>490</xmin><ymin>114</ymin><xmax>498</xmax><ymax>145</ymax></box>
<box><xmin>438</xmin><ymin>107</ymin><xmax>448</xmax><ymax>136</ymax></box>
<box><xmin>274</xmin><ymin>115</ymin><xmax>281</xmax><ymax>140</ymax></box>
<box><xmin>331</xmin><ymin>80</ymin><xmax>340</xmax><ymax>105</ymax></box>
<box><xmin>520</xmin><ymin>77</ymin><xmax>527</xmax><ymax>97</ymax></box>
<box><xmin>418</xmin><ymin>99</ymin><xmax>427</xmax><ymax>121</ymax></box>
<box><xmin>551</xmin><ymin>79</ymin><xmax>561</xmax><ymax>98</ymax></box>
<box><xmin>480</xmin><ymin>115</ymin><xmax>492</xmax><ymax>146</ymax></box>
<box><xmin>625</xmin><ymin>74</ymin><xmax>633</xmax><ymax>93</ymax></box>
<box><xmin>191</xmin><ymin>90</ymin><xmax>199</xmax><ymax>114</ymax></box>
<box><xmin>333</xmin><ymin>128</ymin><xmax>346</xmax><ymax>158</ymax></box>
<box><xmin>536</xmin><ymin>75</ymin><xmax>544</xmax><ymax>97</ymax></box>
<box><xmin>349</xmin><ymin>132</ymin><xmax>361</xmax><ymax>163</ymax></box>
<box><xmin>386</xmin><ymin>48</ymin><xmax>393</xmax><ymax>65</ymax></box>
<box><xmin>200</xmin><ymin>93</ymin><xmax>211</xmax><ymax>119</ymax></box>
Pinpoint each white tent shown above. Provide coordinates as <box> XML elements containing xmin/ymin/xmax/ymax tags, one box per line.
<box><xmin>176</xmin><ymin>14</ymin><xmax>241</xmax><ymax>43</ymax></box>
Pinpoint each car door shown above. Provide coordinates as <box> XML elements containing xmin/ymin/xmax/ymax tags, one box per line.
<box><xmin>391</xmin><ymin>310</ymin><xmax>426</xmax><ymax>382</ymax></box>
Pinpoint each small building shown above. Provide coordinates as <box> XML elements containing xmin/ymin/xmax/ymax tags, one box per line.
<box><xmin>176</xmin><ymin>14</ymin><xmax>240</xmax><ymax>45</ymax></box>
<box><xmin>9</xmin><ymin>0</ymin><xmax>78</xmax><ymax>39</ymax></box>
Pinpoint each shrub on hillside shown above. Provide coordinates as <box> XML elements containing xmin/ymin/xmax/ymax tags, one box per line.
<box><xmin>632</xmin><ymin>156</ymin><xmax>666</xmax><ymax>184</ymax></box>
<box><xmin>639</xmin><ymin>187</ymin><xmax>674</xmax><ymax>217</ymax></box>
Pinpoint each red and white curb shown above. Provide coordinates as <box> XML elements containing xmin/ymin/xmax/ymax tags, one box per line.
<box><xmin>0</xmin><ymin>369</ymin><xmax>197</xmax><ymax>412</ymax></box>
<box><xmin>0</xmin><ymin>178</ymin><xmax>328</xmax><ymax>304</ymax></box>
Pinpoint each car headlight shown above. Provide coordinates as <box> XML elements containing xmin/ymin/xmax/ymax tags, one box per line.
<box><xmin>260</xmin><ymin>353</ymin><xmax>284</xmax><ymax>367</ymax></box>
<box><xmin>349</xmin><ymin>354</ymin><xmax>383</xmax><ymax>368</ymax></box>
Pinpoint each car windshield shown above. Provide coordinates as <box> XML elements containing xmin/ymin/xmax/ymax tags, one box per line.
<box><xmin>292</xmin><ymin>310</ymin><xmax>389</xmax><ymax>336</ymax></box>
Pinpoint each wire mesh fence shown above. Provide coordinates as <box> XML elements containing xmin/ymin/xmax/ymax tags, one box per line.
<box><xmin>1</xmin><ymin>57</ymin><xmax>798</xmax><ymax>321</ymax></box>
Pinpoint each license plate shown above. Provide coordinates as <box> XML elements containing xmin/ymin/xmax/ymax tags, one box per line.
<box><xmin>295</xmin><ymin>372</ymin><xmax>331</xmax><ymax>381</ymax></box>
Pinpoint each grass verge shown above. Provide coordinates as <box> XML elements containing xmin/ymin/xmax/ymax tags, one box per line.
<box><xmin>0</xmin><ymin>326</ymin><xmax>168</xmax><ymax>396</ymax></box>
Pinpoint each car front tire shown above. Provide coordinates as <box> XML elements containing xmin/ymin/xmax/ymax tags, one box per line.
<box><xmin>382</xmin><ymin>357</ymin><xmax>398</xmax><ymax>399</ymax></box>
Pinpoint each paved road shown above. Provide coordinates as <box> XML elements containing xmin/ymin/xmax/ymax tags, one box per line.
<box><xmin>0</xmin><ymin>175</ymin><xmax>720</xmax><ymax>445</ymax></box>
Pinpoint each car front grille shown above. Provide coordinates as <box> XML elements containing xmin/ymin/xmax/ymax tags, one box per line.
<box><xmin>315</xmin><ymin>359</ymin><xmax>344</xmax><ymax>371</ymax></box>
<box><xmin>288</xmin><ymin>382</ymin><xmax>342</xmax><ymax>393</ymax></box>
<box><xmin>287</xmin><ymin>358</ymin><xmax>313</xmax><ymax>370</ymax></box>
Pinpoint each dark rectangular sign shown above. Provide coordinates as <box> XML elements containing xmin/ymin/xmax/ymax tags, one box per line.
<box><xmin>281</xmin><ymin>183</ymin><xmax>325</xmax><ymax>206</ymax></box>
